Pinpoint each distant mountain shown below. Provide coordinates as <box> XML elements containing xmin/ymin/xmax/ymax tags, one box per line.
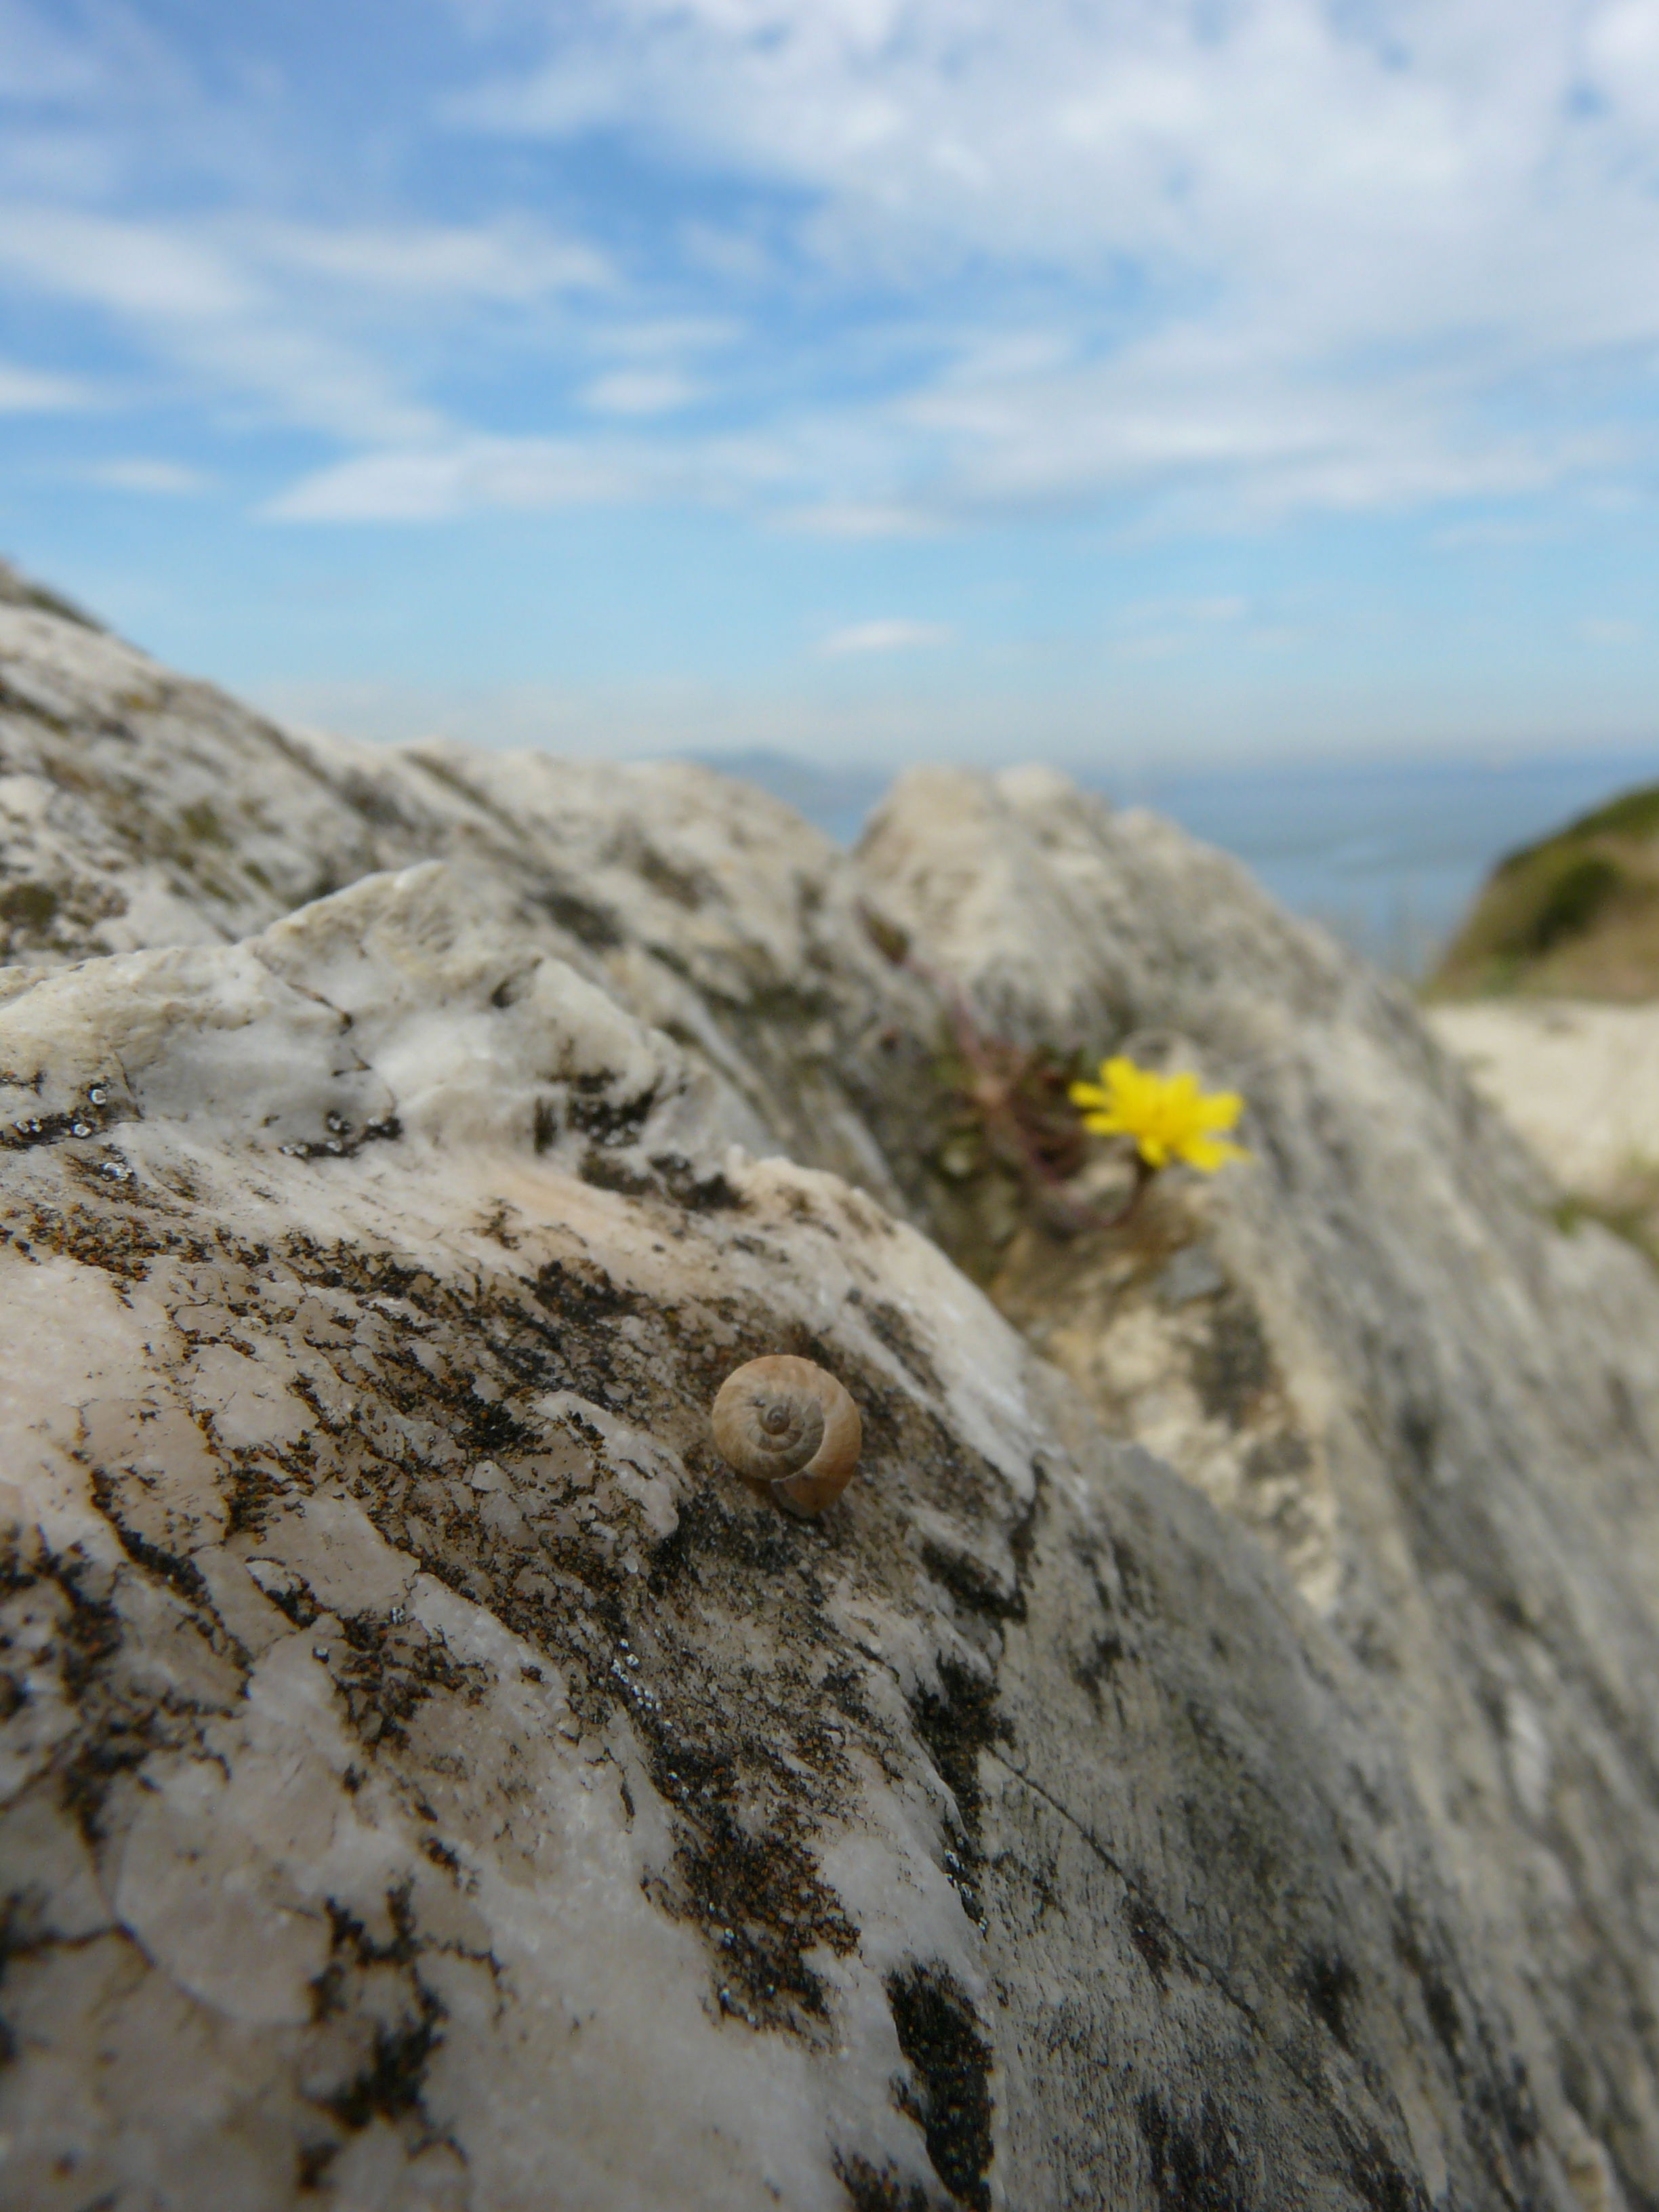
<box><xmin>1429</xmin><ymin>779</ymin><xmax>1659</xmax><ymax>1000</ymax></box>
<box><xmin>686</xmin><ymin>750</ymin><xmax>889</xmax><ymax>845</ymax></box>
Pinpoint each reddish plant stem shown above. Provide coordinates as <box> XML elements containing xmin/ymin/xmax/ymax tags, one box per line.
<box><xmin>904</xmin><ymin>950</ymin><xmax>1155</xmax><ymax>1235</ymax></box>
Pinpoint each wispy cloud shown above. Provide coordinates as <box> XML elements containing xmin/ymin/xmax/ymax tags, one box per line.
<box><xmin>253</xmin><ymin>220</ymin><xmax>611</xmax><ymax>302</ymax></box>
<box><xmin>7</xmin><ymin>0</ymin><xmax>1659</xmax><ymax>550</ymax></box>
<box><xmin>81</xmin><ymin>457</ymin><xmax>211</xmax><ymax>495</ymax></box>
<box><xmin>263</xmin><ymin>426</ymin><xmax>797</xmax><ymax>521</ymax></box>
<box><xmin>579</xmin><ymin>367</ymin><xmax>699</xmax><ymax>415</ymax></box>
<box><xmin>817</xmin><ymin>618</ymin><xmax>955</xmax><ymax>657</ymax></box>
<box><xmin>0</xmin><ymin>357</ymin><xmax>92</xmax><ymax>411</ymax></box>
<box><xmin>1578</xmin><ymin>616</ymin><xmax>1641</xmax><ymax>647</ymax></box>
<box><xmin>425</xmin><ymin>0</ymin><xmax>1659</xmax><ymax>526</ymax></box>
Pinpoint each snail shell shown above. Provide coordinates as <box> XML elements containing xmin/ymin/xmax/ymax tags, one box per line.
<box><xmin>711</xmin><ymin>1355</ymin><xmax>862</xmax><ymax>1518</ymax></box>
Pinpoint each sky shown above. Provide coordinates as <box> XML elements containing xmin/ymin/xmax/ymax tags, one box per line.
<box><xmin>3</xmin><ymin>0</ymin><xmax>1659</xmax><ymax>769</ymax></box>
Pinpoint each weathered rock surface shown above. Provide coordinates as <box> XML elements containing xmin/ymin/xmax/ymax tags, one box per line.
<box><xmin>0</xmin><ymin>576</ymin><xmax>1658</xmax><ymax>2209</ymax></box>
<box><xmin>0</xmin><ymin>596</ymin><xmax>937</xmax><ymax>1221</ymax></box>
<box><xmin>860</xmin><ymin>769</ymin><xmax>1659</xmax><ymax>2205</ymax></box>
<box><xmin>1431</xmin><ymin>996</ymin><xmax>1659</xmax><ymax>1245</ymax></box>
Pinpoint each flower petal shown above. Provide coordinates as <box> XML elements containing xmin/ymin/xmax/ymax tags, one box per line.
<box><xmin>1191</xmin><ymin>1090</ymin><xmax>1243</xmax><ymax>1132</ymax></box>
<box><xmin>1178</xmin><ymin>1136</ymin><xmax>1249</xmax><ymax>1172</ymax></box>
<box><xmin>1080</xmin><ymin>1111</ymin><xmax>1125</xmax><ymax>1136</ymax></box>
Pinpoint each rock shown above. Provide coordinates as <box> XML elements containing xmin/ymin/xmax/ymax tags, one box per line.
<box><xmin>859</xmin><ymin>764</ymin><xmax>1659</xmax><ymax>2205</ymax></box>
<box><xmin>0</xmin><ymin>558</ymin><xmax>101</xmax><ymax>632</ymax></box>
<box><xmin>0</xmin><ymin>592</ymin><xmax>938</xmax><ymax>1216</ymax></box>
<box><xmin>0</xmin><ymin>863</ymin><xmax>1565</xmax><ymax>2210</ymax></box>
<box><xmin>2</xmin><ymin>569</ymin><xmax>1659</xmax><ymax>2205</ymax></box>
<box><xmin>1429</xmin><ymin>996</ymin><xmax>1659</xmax><ymax>1271</ymax></box>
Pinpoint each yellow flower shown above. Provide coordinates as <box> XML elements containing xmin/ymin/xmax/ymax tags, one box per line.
<box><xmin>1068</xmin><ymin>1056</ymin><xmax>1248</xmax><ymax>1173</ymax></box>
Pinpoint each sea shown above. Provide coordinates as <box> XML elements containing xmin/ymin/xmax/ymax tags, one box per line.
<box><xmin>693</xmin><ymin>745</ymin><xmax>1659</xmax><ymax>980</ymax></box>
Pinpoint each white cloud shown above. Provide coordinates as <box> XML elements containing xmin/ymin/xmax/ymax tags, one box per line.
<box><xmin>0</xmin><ymin>205</ymin><xmax>443</xmax><ymax>441</ymax></box>
<box><xmin>779</xmin><ymin>499</ymin><xmax>941</xmax><ymax>537</ymax></box>
<box><xmin>435</xmin><ymin>0</ymin><xmax>1659</xmax><ymax>522</ymax></box>
<box><xmin>81</xmin><ymin>457</ymin><xmax>211</xmax><ymax>495</ymax></box>
<box><xmin>0</xmin><ymin>358</ymin><xmax>91</xmax><ymax>411</ymax></box>
<box><xmin>579</xmin><ymin>367</ymin><xmax>699</xmax><ymax>415</ymax></box>
<box><xmin>253</xmin><ymin>220</ymin><xmax>611</xmax><ymax>302</ymax></box>
<box><xmin>596</xmin><ymin>316</ymin><xmax>741</xmax><ymax>358</ymax></box>
<box><xmin>264</xmin><ymin>438</ymin><xmax>635</xmax><ymax>522</ymax></box>
<box><xmin>264</xmin><ymin>426</ymin><xmax>795</xmax><ymax>521</ymax></box>
<box><xmin>816</xmin><ymin>617</ymin><xmax>955</xmax><ymax>656</ymax></box>
<box><xmin>12</xmin><ymin>0</ymin><xmax>1659</xmax><ymax>538</ymax></box>
<box><xmin>1578</xmin><ymin>615</ymin><xmax>1641</xmax><ymax>645</ymax></box>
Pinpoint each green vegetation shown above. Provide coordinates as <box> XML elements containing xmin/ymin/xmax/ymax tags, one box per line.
<box><xmin>1428</xmin><ymin>777</ymin><xmax>1659</xmax><ymax>1002</ymax></box>
<box><xmin>177</xmin><ymin>799</ymin><xmax>231</xmax><ymax>848</ymax></box>
<box><xmin>0</xmin><ymin>880</ymin><xmax>60</xmax><ymax>931</ymax></box>
<box><xmin>1549</xmin><ymin>1181</ymin><xmax>1659</xmax><ymax>1273</ymax></box>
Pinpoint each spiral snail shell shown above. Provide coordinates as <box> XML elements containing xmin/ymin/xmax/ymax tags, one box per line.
<box><xmin>711</xmin><ymin>1355</ymin><xmax>862</xmax><ymax>1518</ymax></box>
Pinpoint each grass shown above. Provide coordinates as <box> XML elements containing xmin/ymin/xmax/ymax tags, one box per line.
<box><xmin>1548</xmin><ymin>1157</ymin><xmax>1659</xmax><ymax>1272</ymax></box>
<box><xmin>1428</xmin><ymin>777</ymin><xmax>1659</xmax><ymax>1002</ymax></box>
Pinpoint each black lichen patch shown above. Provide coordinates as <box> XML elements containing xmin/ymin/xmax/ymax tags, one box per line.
<box><xmin>1071</xmin><ymin>1629</ymin><xmax>1128</xmax><ymax>1712</ymax></box>
<box><xmin>335</xmin><ymin>1611</ymin><xmax>491</xmax><ymax>1753</ymax></box>
<box><xmin>1296</xmin><ymin>1946</ymin><xmax>1359</xmax><ymax>2051</ymax></box>
<box><xmin>308</xmin><ymin>1889</ymin><xmax>470</xmax><ymax>2151</ymax></box>
<box><xmin>311</xmin><ymin>1887</ymin><xmax>426</xmax><ymax>2018</ymax></box>
<box><xmin>886</xmin><ymin>1962</ymin><xmax>993</xmax><ymax>2212</ymax></box>
<box><xmin>834</xmin><ymin>2152</ymin><xmax>943</xmax><ymax>2212</ymax></box>
<box><xmin>652</xmin><ymin>1775</ymin><xmax>855</xmax><ymax>2034</ymax></box>
<box><xmin>1136</xmin><ymin>2089</ymin><xmax>1256</xmax><ymax>2212</ymax></box>
<box><xmin>1393</xmin><ymin>1912</ymin><xmax>1462</xmax><ymax>2068</ymax></box>
<box><xmin>909</xmin><ymin>1654</ymin><xmax>1000</xmax><ymax>1839</ymax></box>
<box><xmin>645</xmin><ymin>1481</ymin><xmax>798</xmax><ymax>1592</ymax></box>
<box><xmin>0</xmin><ymin>1083</ymin><xmax>126</xmax><ymax>1153</ymax></box>
<box><xmin>323</xmin><ymin>1989</ymin><xmax>447</xmax><ymax>2133</ymax></box>
<box><xmin>577</xmin><ymin>1147</ymin><xmax>653</xmax><ymax>1197</ymax></box>
<box><xmin>632</xmin><ymin>842</ymin><xmax>709</xmax><ymax>910</ymax></box>
<box><xmin>624</xmin><ymin>1512</ymin><xmax>863</xmax><ymax>2031</ymax></box>
<box><xmin>1336</xmin><ymin>2117</ymin><xmax>1427</xmax><ymax>2212</ymax></box>
<box><xmin>533</xmin><ymin>1254</ymin><xmax>644</xmax><ymax>1327</ymax></box>
<box><xmin>862</xmin><ymin>1298</ymin><xmax>945</xmax><ymax>1399</ymax></box>
<box><xmin>276</xmin><ymin>1112</ymin><xmax>402</xmax><ymax>1162</ymax></box>
<box><xmin>88</xmin><ymin>1486</ymin><xmax>213</xmax><ymax>1614</ymax></box>
<box><xmin>918</xmin><ymin>1539</ymin><xmax>1024</xmax><ymax>1628</ymax></box>
<box><xmin>650</xmin><ymin>1151</ymin><xmax>743</xmax><ymax>1210</ymax></box>
<box><xmin>1395</xmin><ymin>1400</ymin><xmax>1439</xmax><ymax>1490</ymax></box>
<box><xmin>535</xmin><ymin>882</ymin><xmax>623</xmax><ymax>949</ymax></box>
<box><xmin>295</xmin><ymin>2138</ymin><xmax>340</xmax><ymax>2192</ymax></box>
<box><xmin>21</xmin><ymin>1540</ymin><xmax>213</xmax><ymax>1844</ymax></box>
<box><xmin>1191</xmin><ymin>1293</ymin><xmax>1274</xmax><ymax>1426</ymax></box>
<box><xmin>10</xmin><ymin>1192</ymin><xmax>196</xmax><ymax>1286</ymax></box>
<box><xmin>564</xmin><ymin>1071</ymin><xmax>658</xmax><ymax>1148</ymax></box>
<box><xmin>1124</xmin><ymin>1892</ymin><xmax>1173</xmax><ymax>1986</ymax></box>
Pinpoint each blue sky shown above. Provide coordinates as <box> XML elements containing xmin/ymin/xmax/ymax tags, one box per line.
<box><xmin>4</xmin><ymin>0</ymin><xmax>1659</xmax><ymax>768</ymax></box>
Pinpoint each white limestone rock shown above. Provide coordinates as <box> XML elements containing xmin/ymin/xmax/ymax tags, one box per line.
<box><xmin>0</xmin><ymin>597</ymin><xmax>935</xmax><ymax>1217</ymax></box>
<box><xmin>859</xmin><ymin>763</ymin><xmax>1659</xmax><ymax>2207</ymax></box>
<box><xmin>5</xmin><ymin>562</ymin><xmax>1659</xmax><ymax>2204</ymax></box>
<box><xmin>1429</xmin><ymin>996</ymin><xmax>1659</xmax><ymax>1200</ymax></box>
<box><xmin>0</xmin><ymin>861</ymin><xmax>1587</xmax><ymax>2212</ymax></box>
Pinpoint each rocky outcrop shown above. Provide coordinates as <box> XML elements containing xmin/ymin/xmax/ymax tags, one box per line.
<box><xmin>1428</xmin><ymin>778</ymin><xmax>1659</xmax><ymax>1002</ymax></box>
<box><xmin>1</xmin><ymin>575</ymin><xmax>1658</xmax><ymax>2209</ymax></box>
<box><xmin>861</xmin><ymin>769</ymin><xmax>1659</xmax><ymax>2205</ymax></box>
<box><xmin>0</xmin><ymin>594</ymin><xmax>938</xmax><ymax>1217</ymax></box>
<box><xmin>1430</xmin><ymin>996</ymin><xmax>1659</xmax><ymax>1261</ymax></box>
